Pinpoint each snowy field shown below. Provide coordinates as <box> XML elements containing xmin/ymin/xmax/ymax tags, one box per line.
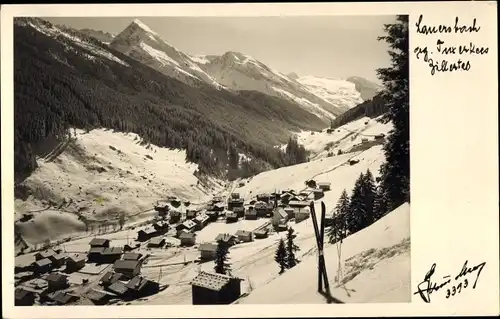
<box><xmin>237</xmin><ymin>203</ymin><xmax>410</xmax><ymax>304</ymax></box>
<box><xmin>15</xmin><ymin>128</ymin><xmax>225</xmax><ymax>245</ymax></box>
<box><xmin>294</xmin><ymin>116</ymin><xmax>392</xmax><ymax>160</ymax></box>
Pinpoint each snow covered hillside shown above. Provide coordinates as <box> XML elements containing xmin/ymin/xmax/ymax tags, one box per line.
<box><xmin>237</xmin><ymin>203</ymin><xmax>410</xmax><ymax>304</ymax></box>
<box><xmin>109</xmin><ymin>19</ymin><xmax>224</xmax><ymax>89</ymax></box>
<box><xmin>14</xmin><ymin>129</ymin><xmax>225</xmax><ymax>245</ymax></box>
<box><xmin>295</xmin><ymin>116</ymin><xmax>392</xmax><ymax>160</ymax></box>
<box><xmin>297</xmin><ymin>75</ymin><xmax>365</xmax><ymax>111</ymax></box>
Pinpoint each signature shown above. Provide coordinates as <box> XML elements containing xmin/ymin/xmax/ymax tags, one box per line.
<box><xmin>413</xmin><ymin>260</ymin><xmax>486</xmax><ymax>303</ymax></box>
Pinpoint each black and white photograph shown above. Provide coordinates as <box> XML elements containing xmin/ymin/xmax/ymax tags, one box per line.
<box><xmin>11</xmin><ymin>12</ymin><xmax>409</xmax><ymax>306</ymax></box>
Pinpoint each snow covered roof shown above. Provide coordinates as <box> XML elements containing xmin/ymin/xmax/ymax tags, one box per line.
<box><xmin>179</xmin><ymin>232</ymin><xmax>196</xmax><ymax>239</ymax></box>
<box><xmin>114</xmin><ymin>259</ymin><xmax>141</xmax><ymax>271</ymax></box>
<box><xmin>199</xmin><ymin>243</ymin><xmax>217</xmax><ymax>252</ymax></box>
<box><xmin>190</xmin><ymin>271</ymin><xmax>239</xmax><ymax>291</ymax></box>
<box><xmin>89</xmin><ymin>238</ymin><xmax>110</xmax><ymax>246</ymax></box>
<box><xmin>123</xmin><ymin>253</ymin><xmax>142</xmax><ymax>261</ymax></box>
<box><xmin>34</xmin><ymin>258</ymin><xmax>52</xmax><ymax>267</ymax></box>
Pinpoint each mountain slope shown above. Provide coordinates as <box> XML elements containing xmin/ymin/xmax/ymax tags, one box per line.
<box><xmin>346</xmin><ymin>76</ymin><xmax>383</xmax><ymax>101</ymax></box>
<box><xmin>296</xmin><ymin>75</ymin><xmax>365</xmax><ymax>111</ymax></box>
<box><xmin>237</xmin><ymin>203</ymin><xmax>410</xmax><ymax>304</ymax></box>
<box><xmin>109</xmin><ymin>19</ymin><xmax>223</xmax><ymax>89</ymax></box>
<box><xmin>14</xmin><ymin>17</ymin><xmax>326</xmax><ymax>182</ymax></box>
<box><xmin>199</xmin><ymin>51</ymin><xmax>345</xmax><ymax>119</ymax></box>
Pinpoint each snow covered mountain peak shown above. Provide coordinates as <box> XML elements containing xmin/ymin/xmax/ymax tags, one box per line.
<box><xmin>110</xmin><ymin>19</ymin><xmax>224</xmax><ymax>89</ymax></box>
<box><xmin>130</xmin><ymin>19</ymin><xmax>159</xmax><ymax>36</ymax></box>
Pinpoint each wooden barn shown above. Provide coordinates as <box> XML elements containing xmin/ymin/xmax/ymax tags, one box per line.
<box><xmin>348</xmin><ymin>159</ymin><xmax>360</xmax><ymax>166</ymax></box>
<box><xmin>215</xmin><ymin>233</ymin><xmax>237</xmax><ymax>246</ymax></box>
<box><xmin>272</xmin><ymin>208</ymin><xmax>289</xmax><ymax>228</ymax></box>
<box><xmin>176</xmin><ymin>220</ymin><xmax>197</xmax><ymax>237</ymax></box>
<box><xmin>254</xmin><ymin>228</ymin><xmax>269</xmax><ymax>239</ymax></box>
<box><xmin>32</xmin><ymin>258</ymin><xmax>53</xmax><ymax>274</ymax></box>
<box><xmin>374</xmin><ymin>133</ymin><xmax>386</xmax><ymax>140</ymax></box>
<box><xmin>89</xmin><ymin>238</ymin><xmax>110</xmax><ymax>249</ymax></box>
<box><xmin>245</xmin><ymin>208</ymin><xmax>258</xmax><ymax>220</ymax></box>
<box><xmin>123</xmin><ymin>253</ymin><xmax>142</xmax><ymax>261</ymax></box>
<box><xmin>15</xmin><ymin>288</ymin><xmax>35</xmax><ymax>306</ymax></box>
<box><xmin>46</xmin><ymin>273</ymin><xmax>69</xmax><ymax>292</ymax></box>
<box><xmin>225</xmin><ymin>212</ymin><xmax>239</xmax><ymax>223</ymax></box>
<box><xmin>254</xmin><ymin>201</ymin><xmax>268</xmax><ymax>217</ymax></box>
<box><xmin>126</xmin><ymin>276</ymin><xmax>159</xmax><ymax>298</ymax></box>
<box><xmin>86</xmin><ymin>247</ymin><xmax>102</xmax><ymax>264</ymax></box>
<box><xmin>66</xmin><ymin>254</ymin><xmax>85</xmax><ymax>272</ymax></box>
<box><xmin>46</xmin><ymin>291</ymin><xmax>79</xmax><ymax>305</ymax></box>
<box><xmin>227</xmin><ymin>198</ymin><xmax>244</xmax><ymax>211</ymax></box>
<box><xmin>233</xmin><ymin>206</ymin><xmax>245</xmax><ymax>218</ymax></box>
<box><xmin>113</xmin><ymin>259</ymin><xmax>141</xmax><ymax>279</ymax></box>
<box><xmin>205</xmin><ymin>211</ymin><xmax>219</xmax><ymax>222</ymax></box>
<box><xmin>317</xmin><ymin>182</ymin><xmax>332</xmax><ymax>191</ymax></box>
<box><xmin>169</xmin><ymin>210</ymin><xmax>182</xmax><ymax>224</ymax></box>
<box><xmin>179</xmin><ymin>232</ymin><xmax>197</xmax><ymax>246</ymax></box>
<box><xmin>193</xmin><ymin>213</ymin><xmax>210</xmax><ymax>230</ymax></box>
<box><xmin>87</xmin><ymin>289</ymin><xmax>113</xmax><ymax>305</ymax></box>
<box><xmin>51</xmin><ymin>253</ymin><xmax>67</xmax><ymax>268</ymax></box>
<box><xmin>191</xmin><ymin>271</ymin><xmax>242</xmax><ymax>305</ymax></box>
<box><xmin>199</xmin><ymin>243</ymin><xmax>218</xmax><ymax>261</ymax></box>
<box><xmin>34</xmin><ymin>249</ymin><xmax>57</xmax><ymax>261</ymax></box>
<box><xmin>106</xmin><ymin>281</ymin><xmax>130</xmax><ymax>298</ymax></box>
<box><xmin>256</xmin><ymin>193</ymin><xmax>271</xmax><ymax>203</ymax></box>
<box><xmin>147</xmin><ymin>237</ymin><xmax>165</xmax><ymax>248</ymax></box>
<box><xmin>235</xmin><ymin>230</ymin><xmax>253</xmax><ymax>243</ymax></box>
<box><xmin>100</xmin><ymin>271</ymin><xmax>125</xmax><ymax>288</ymax></box>
<box><xmin>137</xmin><ymin>227</ymin><xmax>158</xmax><ymax>242</ymax></box>
<box><xmin>100</xmin><ymin>247</ymin><xmax>123</xmax><ymax>264</ymax></box>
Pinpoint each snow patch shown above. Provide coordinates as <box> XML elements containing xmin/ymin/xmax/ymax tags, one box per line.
<box><xmin>139</xmin><ymin>42</ymin><xmax>180</xmax><ymax>67</ymax></box>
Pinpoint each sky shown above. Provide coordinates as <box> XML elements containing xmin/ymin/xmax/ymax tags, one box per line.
<box><xmin>45</xmin><ymin>16</ymin><xmax>396</xmax><ymax>84</ymax></box>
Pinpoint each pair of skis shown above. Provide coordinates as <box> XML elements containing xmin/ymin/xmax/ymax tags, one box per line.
<box><xmin>309</xmin><ymin>201</ymin><xmax>330</xmax><ymax>293</ymax></box>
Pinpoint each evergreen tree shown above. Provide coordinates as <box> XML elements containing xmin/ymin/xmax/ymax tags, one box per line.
<box><xmin>348</xmin><ymin>173</ymin><xmax>368</xmax><ymax>234</ymax></box>
<box><xmin>373</xmin><ymin>184</ymin><xmax>388</xmax><ymax>220</ymax></box>
<box><xmin>376</xmin><ymin>15</ymin><xmax>410</xmax><ymax>211</ymax></box>
<box><xmin>275</xmin><ymin>238</ymin><xmax>287</xmax><ymax>274</ymax></box>
<box><xmin>214</xmin><ymin>239</ymin><xmax>231</xmax><ymax>275</ymax></box>
<box><xmin>362</xmin><ymin>169</ymin><xmax>377</xmax><ymax>226</ymax></box>
<box><xmin>329</xmin><ymin>189</ymin><xmax>349</xmax><ymax>244</ymax></box>
<box><xmin>285</xmin><ymin>227</ymin><xmax>300</xmax><ymax>269</ymax></box>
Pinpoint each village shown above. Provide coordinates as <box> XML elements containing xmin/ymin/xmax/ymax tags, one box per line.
<box><xmin>14</xmin><ymin>179</ymin><xmax>334</xmax><ymax>306</ymax></box>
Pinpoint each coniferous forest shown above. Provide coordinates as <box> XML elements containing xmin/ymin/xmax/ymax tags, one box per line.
<box><xmin>14</xmin><ymin>18</ymin><xmax>324</xmax><ymax>183</ymax></box>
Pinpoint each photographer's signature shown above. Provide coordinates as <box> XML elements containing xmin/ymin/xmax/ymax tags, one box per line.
<box><xmin>413</xmin><ymin>260</ymin><xmax>486</xmax><ymax>303</ymax></box>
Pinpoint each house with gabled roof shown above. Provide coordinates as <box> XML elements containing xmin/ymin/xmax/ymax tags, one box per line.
<box><xmin>235</xmin><ymin>230</ymin><xmax>253</xmax><ymax>243</ymax></box>
<box><xmin>199</xmin><ymin>243</ymin><xmax>218</xmax><ymax>261</ymax></box>
<box><xmin>15</xmin><ymin>288</ymin><xmax>35</xmax><ymax>306</ymax></box>
<box><xmin>148</xmin><ymin>237</ymin><xmax>166</xmax><ymax>248</ymax></box>
<box><xmin>317</xmin><ymin>182</ymin><xmax>331</xmax><ymax>191</ymax></box>
<box><xmin>34</xmin><ymin>249</ymin><xmax>57</xmax><ymax>261</ymax></box>
<box><xmin>215</xmin><ymin>233</ymin><xmax>237</xmax><ymax>246</ymax></box>
<box><xmin>190</xmin><ymin>271</ymin><xmax>243</xmax><ymax>305</ymax></box>
<box><xmin>176</xmin><ymin>219</ymin><xmax>197</xmax><ymax>237</ymax></box>
<box><xmin>194</xmin><ymin>213</ymin><xmax>210</xmax><ymax>230</ymax></box>
<box><xmin>113</xmin><ymin>259</ymin><xmax>141</xmax><ymax>279</ymax></box>
<box><xmin>89</xmin><ymin>238</ymin><xmax>110</xmax><ymax>248</ymax></box>
<box><xmin>32</xmin><ymin>258</ymin><xmax>53</xmax><ymax>274</ymax></box>
<box><xmin>46</xmin><ymin>273</ymin><xmax>69</xmax><ymax>292</ymax></box>
<box><xmin>66</xmin><ymin>254</ymin><xmax>85</xmax><ymax>272</ymax></box>
<box><xmin>179</xmin><ymin>232</ymin><xmax>196</xmax><ymax>246</ymax></box>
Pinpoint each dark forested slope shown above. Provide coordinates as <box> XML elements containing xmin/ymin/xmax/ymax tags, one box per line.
<box><xmin>14</xmin><ymin>18</ymin><xmax>326</xmax><ymax>182</ymax></box>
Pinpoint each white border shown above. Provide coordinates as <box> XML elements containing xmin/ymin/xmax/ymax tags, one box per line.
<box><xmin>2</xmin><ymin>2</ymin><xmax>498</xmax><ymax>318</ymax></box>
